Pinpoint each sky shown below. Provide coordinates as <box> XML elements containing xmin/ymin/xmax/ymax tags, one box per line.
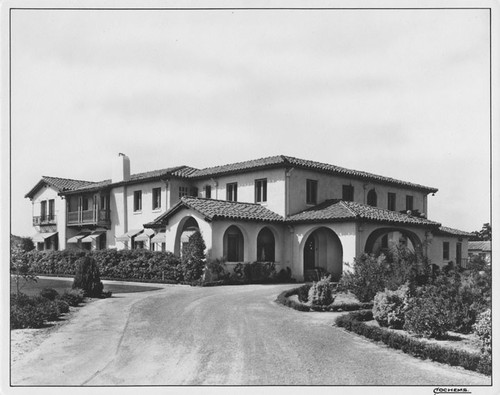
<box><xmin>8</xmin><ymin>7</ymin><xmax>491</xmax><ymax>237</ymax></box>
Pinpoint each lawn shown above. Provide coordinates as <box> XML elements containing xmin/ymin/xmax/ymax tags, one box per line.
<box><xmin>10</xmin><ymin>276</ymin><xmax>162</xmax><ymax>296</ymax></box>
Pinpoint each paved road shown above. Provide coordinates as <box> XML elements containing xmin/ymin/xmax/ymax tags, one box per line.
<box><xmin>12</xmin><ymin>284</ymin><xmax>491</xmax><ymax>386</ymax></box>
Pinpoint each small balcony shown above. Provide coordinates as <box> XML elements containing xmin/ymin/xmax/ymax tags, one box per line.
<box><xmin>33</xmin><ymin>215</ymin><xmax>57</xmax><ymax>226</ymax></box>
<box><xmin>67</xmin><ymin>209</ymin><xmax>110</xmax><ymax>227</ymax></box>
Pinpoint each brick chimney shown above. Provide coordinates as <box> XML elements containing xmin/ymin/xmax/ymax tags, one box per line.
<box><xmin>112</xmin><ymin>153</ymin><xmax>131</xmax><ymax>183</ymax></box>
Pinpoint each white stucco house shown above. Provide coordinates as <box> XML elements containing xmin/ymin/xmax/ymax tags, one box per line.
<box><xmin>25</xmin><ymin>154</ymin><xmax>473</xmax><ymax>281</ymax></box>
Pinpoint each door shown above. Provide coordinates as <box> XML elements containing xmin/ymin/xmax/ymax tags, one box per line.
<box><xmin>304</xmin><ymin>234</ymin><xmax>316</xmax><ymax>271</ymax></box>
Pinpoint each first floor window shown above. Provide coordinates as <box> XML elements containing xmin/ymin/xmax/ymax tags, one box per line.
<box><xmin>456</xmin><ymin>242</ymin><xmax>462</xmax><ymax>266</ymax></box>
<box><xmin>306</xmin><ymin>179</ymin><xmax>318</xmax><ymax>205</ymax></box>
<box><xmin>227</xmin><ymin>183</ymin><xmax>238</xmax><ymax>201</ymax></box>
<box><xmin>152</xmin><ymin>187</ymin><xmax>161</xmax><ymax>210</ymax></box>
<box><xmin>134</xmin><ymin>241</ymin><xmax>144</xmax><ymax>249</ymax></box>
<box><xmin>134</xmin><ymin>190</ymin><xmax>142</xmax><ymax>211</ymax></box>
<box><xmin>342</xmin><ymin>185</ymin><xmax>354</xmax><ymax>201</ymax></box>
<box><xmin>255</xmin><ymin>179</ymin><xmax>267</xmax><ymax>203</ymax></box>
<box><xmin>443</xmin><ymin>241</ymin><xmax>450</xmax><ymax>260</ymax></box>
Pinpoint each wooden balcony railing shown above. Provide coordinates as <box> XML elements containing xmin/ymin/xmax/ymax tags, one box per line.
<box><xmin>67</xmin><ymin>210</ymin><xmax>110</xmax><ymax>226</ymax></box>
<box><xmin>33</xmin><ymin>215</ymin><xmax>57</xmax><ymax>226</ymax></box>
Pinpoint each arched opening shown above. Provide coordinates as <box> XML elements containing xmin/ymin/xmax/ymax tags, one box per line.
<box><xmin>367</xmin><ymin>189</ymin><xmax>377</xmax><ymax>207</ymax></box>
<box><xmin>364</xmin><ymin>227</ymin><xmax>422</xmax><ymax>256</ymax></box>
<box><xmin>302</xmin><ymin>227</ymin><xmax>343</xmax><ymax>281</ymax></box>
<box><xmin>223</xmin><ymin>225</ymin><xmax>244</xmax><ymax>262</ymax></box>
<box><xmin>256</xmin><ymin>227</ymin><xmax>275</xmax><ymax>262</ymax></box>
<box><xmin>174</xmin><ymin>216</ymin><xmax>200</xmax><ymax>257</ymax></box>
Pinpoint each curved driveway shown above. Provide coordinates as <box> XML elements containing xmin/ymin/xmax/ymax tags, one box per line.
<box><xmin>12</xmin><ymin>284</ymin><xmax>490</xmax><ymax>386</ymax></box>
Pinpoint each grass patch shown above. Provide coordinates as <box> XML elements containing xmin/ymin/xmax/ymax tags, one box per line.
<box><xmin>10</xmin><ymin>276</ymin><xmax>162</xmax><ymax>296</ymax></box>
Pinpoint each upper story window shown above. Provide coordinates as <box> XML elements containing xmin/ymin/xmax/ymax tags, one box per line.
<box><xmin>342</xmin><ymin>185</ymin><xmax>354</xmax><ymax>202</ymax></box>
<box><xmin>388</xmin><ymin>192</ymin><xmax>396</xmax><ymax>211</ymax></box>
<box><xmin>40</xmin><ymin>200</ymin><xmax>47</xmax><ymax>219</ymax></box>
<box><xmin>367</xmin><ymin>189</ymin><xmax>377</xmax><ymax>207</ymax></box>
<box><xmin>306</xmin><ymin>179</ymin><xmax>318</xmax><ymax>205</ymax></box>
<box><xmin>100</xmin><ymin>195</ymin><xmax>110</xmax><ymax>211</ymax></box>
<box><xmin>82</xmin><ymin>196</ymin><xmax>90</xmax><ymax>211</ymax></box>
<box><xmin>227</xmin><ymin>182</ymin><xmax>238</xmax><ymax>201</ymax></box>
<box><xmin>134</xmin><ymin>190</ymin><xmax>142</xmax><ymax>212</ymax></box>
<box><xmin>443</xmin><ymin>241</ymin><xmax>450</xmax><ymax>260</ymax></box>
<box><xmin>152</xmin><ymin>187</ymin><xmax>161</xmax><ymax>210</ymax></box>
<box><xmin>205</xmin><ymin>185</ymin><xmax>212</xmax><ymax>199</ymax></box>
<box><xmin>255</xmin><ymin>179</ymin><xmax>267</xmax><ymax>203</ymax></box>
<box><xmin>179</xmin><ymin>186</ymin><xmax>198</xmax><ymax>199</ymax></box>
<box><xmin>406</xmin><ymin>195</ymin><xmax>414</xmax><ymax>211</ymax></box>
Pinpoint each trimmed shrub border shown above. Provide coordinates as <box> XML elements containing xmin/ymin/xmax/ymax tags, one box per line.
<box><xmin>335</xmin><ymin>311</ymin><xmax>491</xmax><ymax>376</ymax></box>
<box><xmin>276</xmin><ymin>287</ymin><xmax>373</xmax><ymax>312</ymax></box>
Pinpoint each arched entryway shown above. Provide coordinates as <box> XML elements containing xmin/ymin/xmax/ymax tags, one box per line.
<box><xmin>364</xmin><ymin>227</ymin><xmax>422</xmax><ymax>256</ymax></box>
<box><xmin>174</xmin><ymin>216</ymin><xmax>200</xmax><ymax>256</ymax></box>
<box><xmin>256</xmin><ymin>227</ymin><xmax>275</xmax><ymax>262</ymax></box>
<box><xmin>223</xmin><ymin>225</ymin><xmax>244</xmax><ymax>262</ymax></box>
<box><xmin>302</xmin><ymin>227</ymin><xmax>343</xmax><ymax>281</ymax></box>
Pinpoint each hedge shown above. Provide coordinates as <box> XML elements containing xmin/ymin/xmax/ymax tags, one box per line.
<box><xmin>12</xmin><ymin>250</ymin><xmax>182</xmax><ymax>283</ymax></box>
<box><xmin>335</xmin><ymin>311</ymin><xmax>491</xmax><ymax>376</ymax></box>
<box><xmin>276</xmin><ymin>287</ymin><xmax>373</xmax><ymax>312</ymax></box>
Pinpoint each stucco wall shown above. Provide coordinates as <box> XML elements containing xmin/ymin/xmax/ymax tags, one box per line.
<box><xmin>287</xmin><ymin>168</ymin><xmax>429</xmax><ymax>217</ymax></box>
<box><xmin>31</xmin><ymin>186</ymin><xmax>66</xmax><ymax>250</ymax></box>
<box><xmin>428</xmin><ymin>235</ymin><xmax>469</xmax><ymax>268</ymax></box>
<box><xmin>191</xmin><ymin>168</ymin><xmax>287</xmax><ymax>216</ymax></box>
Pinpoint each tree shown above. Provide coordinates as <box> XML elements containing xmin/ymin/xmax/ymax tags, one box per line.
<box><xmin>181</xmin><ymin>231</ymin><xmax>206</xmax><ymax>282</ymax></box>
<box><xmin>73</xmin><ymin>256</ymin><xmax>104</xmax><ymax>297</ymax></box>
<box><xmin>471</xmin><ymin>223</ymin><xmax>491</xmax><ymax>241</ymax></box>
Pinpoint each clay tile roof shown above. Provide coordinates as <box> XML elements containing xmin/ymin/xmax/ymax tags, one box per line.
<box><xmin>145</xmin><ymin>197</ymin><xmax>284</xmax><ymax>227</ymax></box>
<box><xmin>436</xmin><ymin>226</ymin><xmax>475</xmax><ymax>237</ymax></box>
<box><xmin>25</xmin><ymin>176</ymin><xmax>96</xmax><ymax>198</ymax></box>
<box><xmin>188</xmin><ymin>155</ymin><xmax>437</xmax><ymax>193</ymax></box>
<box><xmin>468</xmin><ymin>241</ymin><xmax>491</xmax><ymax>251</ymax></box>
<box><xmin>287</xmin><ymin>199</ymin><xmax>441</xmax><ymax>227</ymax></box>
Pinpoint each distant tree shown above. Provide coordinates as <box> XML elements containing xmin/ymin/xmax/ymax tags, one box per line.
<box><xmin>471</xmin><ymin>223</ymin><xmax>491</xmax><ymax>241</ymax></box>
<box><xmin>10</xmin><ymin>234</ymin><xmax>35</xmax><ymax>252</ymax></box>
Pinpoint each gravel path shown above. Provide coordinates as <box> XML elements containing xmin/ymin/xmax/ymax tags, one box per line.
<box><xmin>11</xmin><ymin>284</ymin><xmax>491</xmax><ymax>386</ymax></box>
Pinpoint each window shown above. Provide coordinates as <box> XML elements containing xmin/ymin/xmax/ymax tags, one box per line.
<box><xmin>306</xmin><ymin>179</ymin><xmax>318</xmax><ymax>205</ymax></box>
<box><xmin>367</xmin><ymin>189</ymin><xmax>377</xmax><ymax>207</ymax></box>
<box><xmin>257</xmin><ymin>227</ymin><xmax>275</xmax><ymax>262</ymax></box>
<box><xmin>134</xmin><ymin>190</ymin><xmax>142</xmax><ymax>212</ymax></box>
<box><xmin>255</xmin><ymin>179</ymin><xmax>267</xmax><ymax>203</ymax></box>
<box><xmin>456</xmin><ymin>242</ymin><xmax>462</xmax><ymax>266</ymax></box>
<box><xmin>406</xmin><ymin>195</ymin><xmax>414</xmax><ymax>211</ymax></box>
<box><xmin>224</xmin><ymin>225</ymin><xmax>244</xmax><ymax>262</ymax></box>
<box><xmin>388</xmin><ymin>192</ymin><xmax>396</xmax><ymax>211</ymax></box>
<box><xmin>205</xmin><ymin>185</ymin><xmax>212</xmax><ymax>199</ymax></box>
<box><xmin>134</xmin><ymin>241</ymin><xmax>144</xmax><ymax>249</ymax></box>
<box><xmin>226</xmin><ymin>183</ymin><xmax>238</xmax><ymax>201</ymax></box>
<box><xmin>152</xmin><ymin>188</ymin><xmax>161</xmax><ymax>210</ymax></box>
<box><xmin>443</xmin><ymin>242</ymin><xmax>450</xmax><ymax>260</ymax></box>
<box><xmin>82</xmin><ymin>197</ymin><xmax>89</xmax><ymax>211</ymax></box>
<box><xmin>40</xmin><ymin>200</ymin><xmax>47</xmax><ymax>220</ymax></box>
<box><xmin>342</xmin><ymin>185</ymin><xmax>354</xmax><ymax>201</ymax></box>
<box><xmin>179</xmin><ymin>186</ymin><xmax>190</xmax><ymax>199</ymax></box>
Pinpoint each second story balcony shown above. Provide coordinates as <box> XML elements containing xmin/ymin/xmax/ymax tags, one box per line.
<box><xmin>67</xmin><ymin>209</ymin><xmax>110</xmax><ymax>227</ymax></box>
<box><xmin>33</xmin><ymin>215</ymin><xmax>57</xmax><ymax>226</ymax></box>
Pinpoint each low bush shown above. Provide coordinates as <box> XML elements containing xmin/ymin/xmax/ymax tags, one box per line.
<box><xmin>204</xmin><ymin>258</ymin><xmax>230</xmax><ymax>283</ymax></box>
<box><xmin>232</xmin><ymin>262</ymin><xmax>277</xmax><ymax>284</ymax></box>
<box><xmin>297</xmin><ymin>284</ymin><xmax>311</xmax><ymax>303</ymax></box>
<box><xmin>40</xmin><ymin>287</ymin><xmax>59</xmax><ymax>301</ymax></box>
<box><xmin>10</xmin><ymin>293</ymin><xmax>69</xmax><ymax>329</ymax></box>
<box><xmin>336</xmin><ymin>311</ymin><xmax>488</xmax><ymax>375</ymax></box>
<box><xmin>474</xmin><ymin>309</ymin><xmax>491</xmax><ymax>355</ymax></box>
<box><xmin>308</xmin><ymin>275</ymin><xmax>335</xmax><ymax>306</ymax></box>
<box><xmin>275</xmin><ymin>288</ymin><xmax>311</xmax><ymax>312</ymax></box>
<box><xmin>372</xmin><ymin>284</ymin><xmax>409</xmax><ymax>329</ymax></box>
<box><xmin>274</xmin><ymin>267</ymin><xmax>295</xmax><ymax>283</ymax></box>
<box><xmin>60</xmin><ymin>288</ymin><xmax>85</xmax><ymax>307</ymax></box>
<box><xmin>403</xmin><ymin>289</ymin><xmax>452</xmax><ymax>339</ymax></box>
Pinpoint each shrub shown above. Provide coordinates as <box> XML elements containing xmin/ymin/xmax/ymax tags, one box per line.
<box><xmin>338</xmin><ymin>250</ymin><xmax>431</xmax><ymax>303</ymax></box>
<box><xmin>181</xmin><ymin>231</ymin><xmax>206</xmax><ymax>282</ymax></box>
<box><xmin>10</xmin><ymin>294</ymin><xmax>47</xmax><ymax>329</ymax></box>
<box><xmin>232</xmin><ymin>262</ymin><xmax>277</xmax><ymax>284</ymax></box>
<box><xmin>308</xmin><ymin>275</ymin><xmax>335</xmax><ymax>306</ymax></box>
<box><xmin>403</xmin><ymin>288</ymin><xmax>452</xmax><ymax>339</ymax></box>
<box><xmin>40</xmin><ymin>287</ymin><xmax>59</xmax><ymax>301</ymax></box>
<box><xmin>61</xmin><ymin>288</ymin><xmax>85</xmax><ymax>307</ymax></box>
<box><xmin>474</xmin><ymin>309</ymin><xmax>491</xmax><ymax>355</ymax></box>
<box><xmin>297</xmin><ymin>284</ymin><xmax>311</xmax><ymax>303</ymax></box>
<box><xmin>203</xmin><ymin>258</ymin><xmax>230</xmax><ymax>283</ymax></box>
<box><xmin>274</xmin><ymin>267</ymin><xmax>294</xmax><ymax>283</ymax></box>
<box><xmin>372</xmin><ymin>284</ymin><xmax>409</xmax><ymax>329</ymax></box>
<box><xmin>73</xmin><ymin>256</ymin><xmax>104</xmax><ymax>297</ymax></box>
